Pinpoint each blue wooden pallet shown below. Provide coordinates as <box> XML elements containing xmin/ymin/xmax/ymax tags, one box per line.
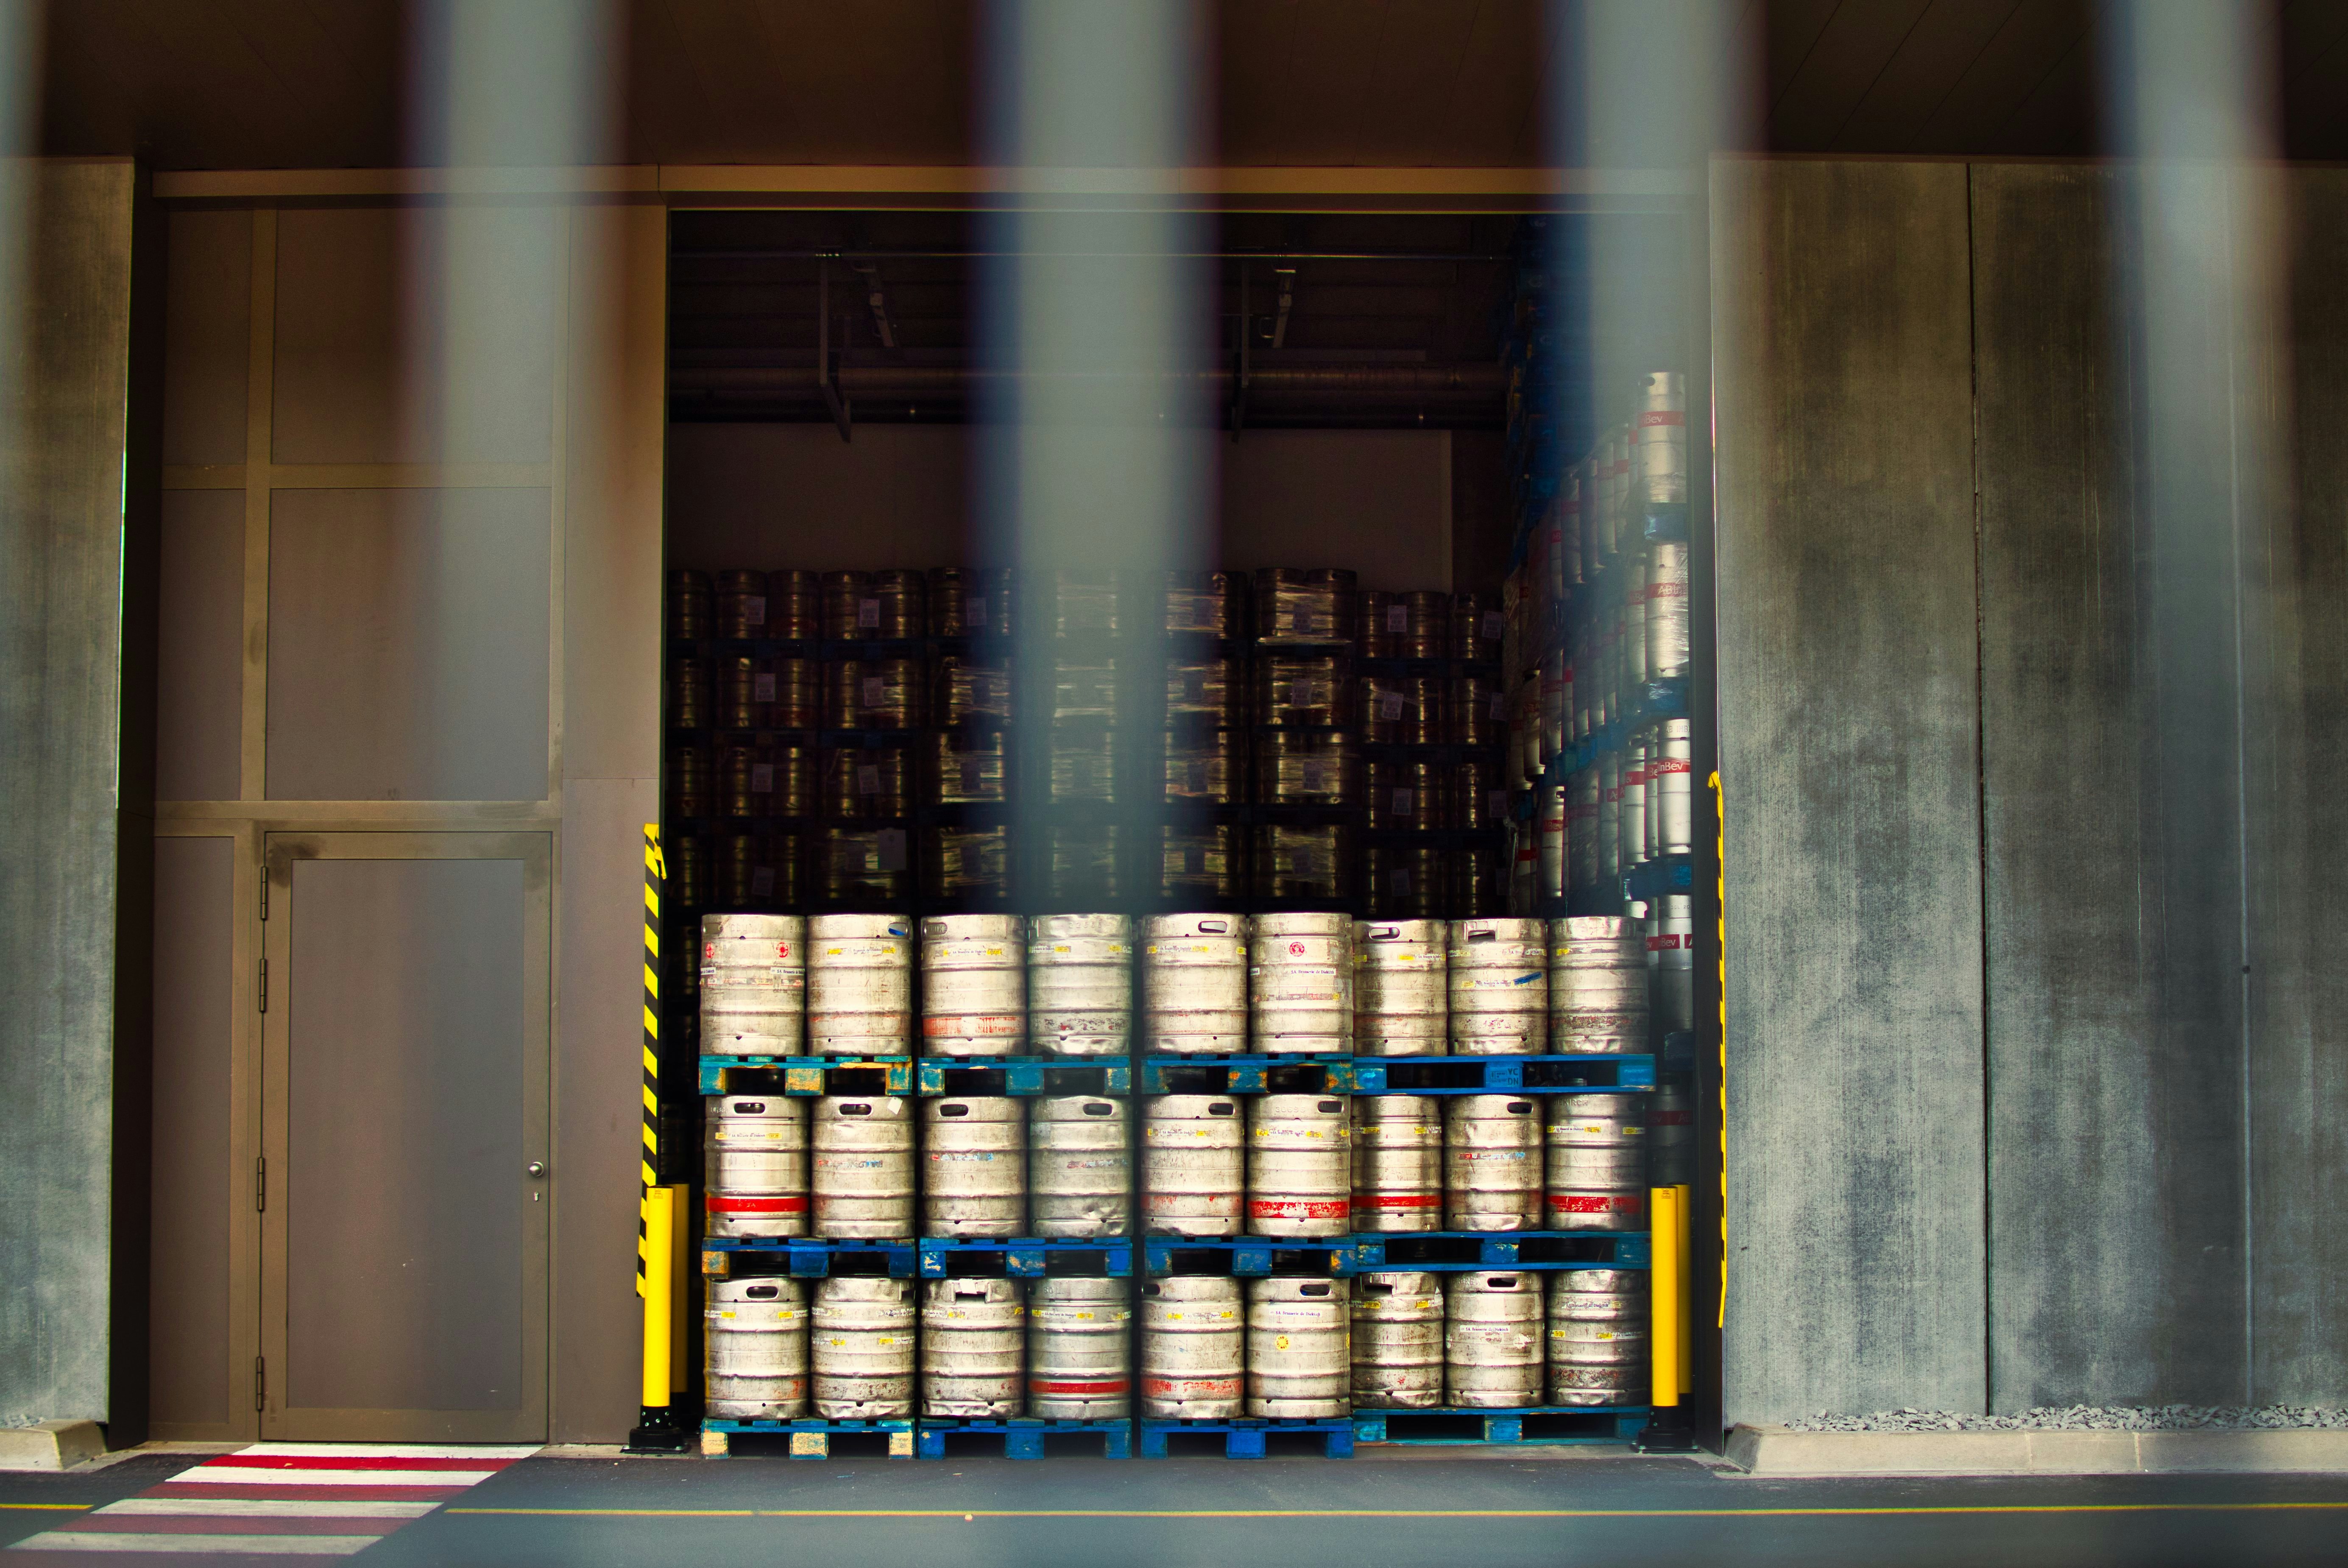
<box><xmin>703</xmin><ymin>1237</ymin><xmax>917</xmax><ymax>1278</ymax></box>
<box><xmin>917</xmin><ymin>1056</ymin><xmax>1132</xmax><ymax>1096</ymax></box>
<box><xmin>1352</xmin><ymin>1406</ymin><xmax>1649</xmax><ymax>1445</ymax></box>
<box><xmin>1140</xmin><ymin>1055</ymin><xmax>1356</xmax><ymax>1093</ymax></box>
<box><xmin>1143</xmin><ymin>1236</ymin><xmax>1357</xmax><ymax>1277</ymax></box>
<box><xmin>703</xmin><ymin>1417</ymin><xmax>915</xmax><ymax>1459</ymax></box>
<box><xmin>1345</xmin><ymin>1231</ymin><xmax>1650</xmax><ymax>1271</ymax></box>
<box><xmin>1350</xmin><ymin>1054</ymin><xmax>1655</xmax><ymax>1093</ymax></box>
<box><xmin>699</xmin><ymin>1054</ymin><xmax>913</xmax><ymax>1096</ymax></box>
<box><xmin>1138</xmin><ymin>1418</ymin><xmax>1353</xmax><ymax>1459</ymax></box>
<box><xmin>916</xmin><ymin>1418</ymin><xmax>1132</xmax><ymax>1459</ymax></box>
<box><xmin>917</xmin><ymin>1238</ymin><xmax>1134</xmax><ymax>1277</ymax></box>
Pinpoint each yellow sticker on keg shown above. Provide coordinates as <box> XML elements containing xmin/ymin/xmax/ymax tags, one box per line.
<box><xmin>1276</xmin><ymin>1335</ymin><xmax>1291</xmax><ymax>1350</ymax></box>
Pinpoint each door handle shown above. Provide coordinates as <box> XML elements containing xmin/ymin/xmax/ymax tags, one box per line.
<box><xmin>526</xmin><ymin>1161</ymin><xmax>547</xmax><ymax>1178</ymax></box>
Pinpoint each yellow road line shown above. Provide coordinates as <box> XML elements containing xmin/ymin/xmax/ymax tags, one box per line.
<box><xmin>446</xmin><ymin>1502</ymin><xmax>2348</xmax><ymax>1519</ymax></box>
<box><xmin>0</xmin><ymin>1503</ymin><xmax>91</xmax><ymax>1511</ymax></box>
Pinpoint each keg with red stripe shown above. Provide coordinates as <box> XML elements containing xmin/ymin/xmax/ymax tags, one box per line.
<box><xmin>1247</xmin><ymin>1094</ymin><xmax>1352</xmax><ymax>1239</ymax></box>
<box><xmin>1350</xmin><ymin>1095</ymin><xmax>1441</xmax><ymax>1233</ymax></box>
<box><xmin>703</xmin><ymin>1096</ymin><xmax>809</xmax><ymax>1239</ymax></box>
<box><xmin>1027</xmin><ymin>1277</ymin><xmax>1132</xmax><ymax>1418</ymax></box>
<box><xmin>1443</xmin><ymin>1095</ymin><xmax>1541</xmax><ymax>1232</ymax></box>
<box><xmin>1543</xmin><ymin>1092</ymin><xmax>1646</xmax><ymax>1232</ymax></box>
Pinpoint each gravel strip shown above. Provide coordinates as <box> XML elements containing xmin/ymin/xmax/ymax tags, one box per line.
<box><xmin>1782</xmin><ymin>1405</ymin><xmax>2348</xmax><ymax>1432</ymax></box>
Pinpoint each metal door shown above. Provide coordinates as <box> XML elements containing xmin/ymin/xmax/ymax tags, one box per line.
<box><xmin>258</xmin><ymin>831</ymin><xmax>552</xmax><ymax>1440</ymax></box>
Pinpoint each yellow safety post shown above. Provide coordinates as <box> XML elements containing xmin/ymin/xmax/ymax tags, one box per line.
<box><xmin>627</xmin><ymin>825</ymin><xmax>690</xmax><ymax>1453</ymax></box>
<box><xmin>1636</xmin><ymin>1183</ymin><xmax>1696</xmax><ymax>1449</ymax></box>
<box><xmin>1674</xmin><ymin>1183</ymin><xmax>1694</xmax><ymax>1399</ymax></box>
<box><xmin>1650</xmin><ymin>1184</ymin><xmax>1682</xmax><ymax>1409</ymax></box>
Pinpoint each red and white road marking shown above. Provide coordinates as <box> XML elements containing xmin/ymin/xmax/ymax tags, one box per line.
<box><xmin>8</xmin><ymin>1444</ymin><xmax>538</xmax><ymax>1562</ymax></box>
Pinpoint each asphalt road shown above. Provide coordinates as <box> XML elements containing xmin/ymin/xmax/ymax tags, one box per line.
<box><xmin>7</xmin><ymin>1447</ymin><xmax>2347</xmax><ymax>1567</ymax></box>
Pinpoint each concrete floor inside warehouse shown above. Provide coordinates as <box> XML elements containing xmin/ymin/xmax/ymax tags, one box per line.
<box><xmin>4</xmin><ymin>1447</ymin><xmax>2346</xmax><ymax>1567</ymax></box>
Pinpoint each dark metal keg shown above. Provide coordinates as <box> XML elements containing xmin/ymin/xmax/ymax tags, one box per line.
<box><xmin>1157</xmin><ymin>822</ymin><xmax>1241</xmax><ymax>903</ymax></box>
<box><xmin>1360</xmin><ymin>673</ymin><xmax>1445</xmax><ymax>745</ymax></box>
<box><xmin>1249</xmin><ymin>823</ymin><xmax>1353</xmax><ymax>903</ymax></box>
<box><xmin>1252</xmin><ymin>653</ymin><xmax>1350</xmax><ymax>729</ymax></box>
<box><xmin>1366</xmin><ymin>757</ymin><xmax>1448</xmax><ymax>831</ymax></box>
<box><xmin>1165</xmin><ymin>570</ymin><xmax>1238</xmax><ymax>637</ymax></box>
<box><xmin>669</xmin><ymin>657</ymin><xmax>711</xmax><ymax>731</ymax></box>
<box><xmin>1255</xmin><ymin>729</ymin><xmax>1360</xmax><ymax>807</ymax></box>
<box><xmin>667</xmin><ymin>569</ymin><xmax>711</xmax><ymax>641</ymax></box>
<box><xmin>669</xmin><ymin>744</ymin><xmax>711</xmax><ymax>819</ymax></box>
<box><xmin>767</xmin><ymin>569</ymin><xmax>820</xmax><ymax>640</ymax></box>
<box><xmin>1452</xmin><ymin>589</ymin><xmax>1503</xmax><ymax>661</ymax></box>
<box><xmin>824</xmin><ymin>658</ymin><xmax>923</xmax><ymax>731</ymax></box>
<box><xmin>820</xmin><ymin>745</ymin><xmax>911</xmax><ymax>820</ymax></box>
<box><xmin>932</xmin><ymin>656</ymin><xmax>1012</xmax><ymax>728</ymax></box>
<box><xmin>1165</xmin><ymin>730</ymin><xmax>1240</xmax><ymax>805</ymax></box>
<box><xmin>716</xmin><ymin>569</ymin><xmax>770</xmax><ymax>639</ymax></box>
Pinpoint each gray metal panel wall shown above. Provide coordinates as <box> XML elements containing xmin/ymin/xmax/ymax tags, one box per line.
<box><xmin>0</xmin><ymin>161</ymin><xmax>142</xmax><ymax>1427</ymax></box>
<box><xmin>1712</xmin><ymin>159</ymin><xmax>1987</xmax><ymax>1426</ymax></box>
<box><xmin>2250</xmin><ymin>169</ymin><xmax>2348</xmax><ymax>1401</ymax></box>
<box><xmin>1972</xmin><ymin>162</ymin><xmax>2250</xmax><ymax>1408</ymax></box>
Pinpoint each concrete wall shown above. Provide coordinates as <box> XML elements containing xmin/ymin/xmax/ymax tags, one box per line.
<box><xmin>1715</xmin><ymin>157</ymin><xmax>2348</xmax><ymax>1423</ymax></box>
<box><xmin>0</xmin><ymin>160</ymin><xmax>154</xmax><ymax>1433</ymax></box>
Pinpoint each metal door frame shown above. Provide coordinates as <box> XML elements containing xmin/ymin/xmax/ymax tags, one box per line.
<box><xmin>257</xmin><ymin>829</ymin><xmax>553</xmax><ymax>1441</ymax></box>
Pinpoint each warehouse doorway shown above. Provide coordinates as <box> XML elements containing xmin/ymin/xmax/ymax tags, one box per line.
<box><xmin>256</xmin><ymin>831</ymin><xmax>553</xmax><ymax>1441</ymax></box>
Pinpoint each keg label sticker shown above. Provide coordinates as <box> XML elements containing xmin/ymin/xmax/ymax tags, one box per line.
<box><xmin>967</xmin><ymin>594</ymin><xmax>987</xmax><ymax>628</ymax></box>
<box><xmin>862</xmin><ymin>677</ymin><xmax>885</xmax><ymax>708</ymax></box>
<box><xmin>1647</xmin><ymin>580</ymin><xmax>1689</xmax><ymax>600</ymax></box>
<box><xmin>1394</xmin><ymin>788</ymin><xmax>1414</xmax><ymax>815</ymax></box>
<box><xmin>1386</xmin><ymin>603</ymin><xmax>1408</xmax><ymax>632</ymax></box>
<box><xmin>858</xmin><ymin>764</ymin><xmax>881</xmax><ymax>794</ymax></box>
<box><xmin>1648</xmin><ymin>757</ymin><xmax>1692</xmax><ymax>776</ymax></box>
<box><xmin>1380</xmin><ymin>692</ymin><xmax>1404</xmax><ymax>720</ymax></box>
<box><xmin>1549</xmin><ymin>1194</ymin><xmax>1645</xmax><ymax>1214</ymax></box>
<box><xmin>877</xmin><ymin>829</ymin><xmax>909</xmax><ymax>870</ymax></box>
<box><xmin>1637</xmin><ymin>410</ymin><xmax>1686</xmax><ymax>427</ymax></box>
<box><xmin>1391</xmin><ymin>868</ymin><xmax>1411</xmax><ymax>892</ymax></box>
<box><xmin>753</xmin><ymin>673</ymin><xmax>778</xmax><ymax>703</ymax></box>
<box><xmin>751</xmin><ymin>868</ymin><xmax>775</xmax><ymax>896</ymax></box>
<box><xmin>751</xmin><ymin>764</ymin><xmax>775</xmax><ymax>792</ymax></box>
<box><xmin>858</xmin><ymin>598</ymin><xmax>881</xmax><ymax>627</ymax></box>
<box><xmin>745</xmin><ymin>594</ymin><xmax>767</xmax><ymax>625</ymax></box>
<box><xmin>1490</xmin><ymin>694</ymin><xmax>1507</xmax><ymax>719</ymax></box>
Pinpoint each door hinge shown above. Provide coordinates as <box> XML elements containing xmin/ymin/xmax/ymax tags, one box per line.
<box><xmin>259</xmin><ymin>878</ymin><xmax>268</xmax><ymax>921</ymax></box>
<box><xmin>254</xmin><ymin>1356</ymin><xmax>265</xmax><ymax>1412</ymax></box>
<box><xmin>255</xmin><ymin>1155</ymin><xmax>266</xmax><ymax>1214</ymax></box>
<box><xmin>258</xmin><ymin>957</ymin><xmax>268</xmax><ymax>1013</ymax></box>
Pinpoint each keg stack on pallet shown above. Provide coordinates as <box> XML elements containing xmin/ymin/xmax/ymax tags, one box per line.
<box><xmin>693</xmin><ymin>907</ymin><xmax>1678</xmax><ymax>1459</ymax></box>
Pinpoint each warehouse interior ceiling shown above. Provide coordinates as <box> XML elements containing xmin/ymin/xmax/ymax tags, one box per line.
<box><xmin>667</xmin><ymin>210</ymin><xmax>1527</xmax><ymax>429</ymax></box>
<box><xmin>33</xmin><ymin>1</ymin><xmax>2348</xmax><ymax>170</ymax></box>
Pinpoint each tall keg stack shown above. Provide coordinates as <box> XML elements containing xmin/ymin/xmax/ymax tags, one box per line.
<box><xmin>1248</xmin><ymin>568</ymin><xmax>1358</xmax><ymax>910</ymax></box>
<box><xmin>923</xmin><ymin>566</ymin><xmax>1014</xmax><ymax>912</ymax></box>
<box><xmin>1158</xmin><ymin>571</ymin><xmax>1245</xmax><ymax>908</ymax></box>
<box><xmin>820</xmin><ymin>569</ymin><xmax>924</xmax><ymax>912</ymax></box>
<box><xmin>1357</xmin><ymin>581</ymin><xmax>1509</xmax><ymax>920</ymax></box>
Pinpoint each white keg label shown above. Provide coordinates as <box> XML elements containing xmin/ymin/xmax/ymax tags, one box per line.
<box><xmin>1489</xmin><ymin>790</ymin><xmax>1509</xmax><ymax>819</ymax></box>
<box><xmin>858</xmin><ymin>598</ymin><xmax>881</xmax><ymax>628</ymax></box>
<box><xmin>1386</xmin><ymin>604</ymin><xmax>1407</xmax><ymax>632</ymax></box>
<box><xmin>967</xmin><ymin>594</ymin><xmax>987</xmax><ymax>628</ymax></box>
<box><xmin>745</xmin><ymin>594</ymin><xmax>767</xmax><ymax>625</ymax></box>
<box><xmin>751</xmin><ymin>867</ymin><xmax>775</xmax><ymax>896</ymax></box>
<box><xmin>751</xmin><ymin>764</ymin><xmax>774</xmax><ymax>792</ymax></box>
<box><xmin>877</xmin><ymin>829</ymin><xmax>908</xmax><ymax>870</ymax></box>
<box><xmin>1294</xmin><ymin>679</ymin><xmax>1326</xmax><ymax>707</ymax></box>
<box><xmin>1293</xmin><ymin>609</ymin><xmax>1313</xmax><ymax>631</ymax></box>
<box><xmin>862</xmin><ymin>677</ymin><xmax>885</xmax><ymax>708</ymax></box>
<box><xmin>857</xmin><ymin>764</ymin><xmax>881</xmax><ymax>794</ymax></box>
<box><xmin>753</xmin><ymin>673</ymin><xmax>778</xmax><ymax>703</ymax></box>
<box><xmin>1490</xmin><ymin>694</ymin><xmax>1506</xmax><ymax>719</ymax></box>
<box><xmin>1481</xmin><ymin>611</ymin><xmax>1506</xmax><ymax>639</ymax></box>
<box><xmin>1391</xmin><ymin>869</ymin><xmax>1411</xmax><ymax>892</ymax></box>
<box><xmin>1393</xmin><ymin>788</ymin><xmax>1414</xmax><ymax>815</ymax></box>
<box><xmin>1302</xmin><ymin>760</ymin><xmax>1333</xmax><ymax>792</ymax></box>
<box><xmin>1380</xmin><ymin>692</ymin><xmax>1403</xmax><ymax>720</ymax></box>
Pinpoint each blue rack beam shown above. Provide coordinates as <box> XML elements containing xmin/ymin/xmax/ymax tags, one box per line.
<box><xmin>917</xmin><ymin>1238</ymin><xmax>1134</xmax><ymax>1277</ymax></box>
<box><xmin>1139</xmin><ymin>1055</ymin><xmax>1357</xmax><ymax>1094</ymax></box>
<box><xmin>1351</xmin><ymin>1407</ymin><xmax>1649</xmax><ymax>1445</ymax></box>
<box><xmin>1350</xmin><ymin>1054</ymin><xmax>1656</xmax><ymax>1093</ymax></box>
<box><xmin>1346</xmin><ymin>1231</ymin><xmax>1650</xmax><ymax>1271</ymax></box>
<box><xmin>1138</xmin><ymin>1418</ymin><xmax>1353</xmax><ymax>1459</ymax></box>
<box><xmin>702</xmin><ymin>1417</ymin><xmax>915</xmax><ymax>1459</ymax></box>
<box><xmin>915</xmin><ymin>1419</ymin><xmax>1132</xmax><ymax>1460</ymax></box>
<box><xmin>1143</xmin><ymin>1237</ymin><xmax>1357</xmax><ymax>1277</ymax></box>
<box><xmin>702</xmin><ymin>1238</ymin><xmax>917</xmax><ymax>1278</ymax></box>
<box><xmin>917</xmin><ymin>1057</ymin><xmax>1132</xmax><ymax>1096</ymax></box>
<box><xmin>699</xmin><ymin>1055</ymin><xmax>913</xmax><ymax>1096</ymax></box>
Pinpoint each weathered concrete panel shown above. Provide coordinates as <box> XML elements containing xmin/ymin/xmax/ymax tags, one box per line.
<box><xmin>1972</xmin><ymin>162</ymin><xmax>2250</xmax><ymax>1408</ymax></box>
<box><xmin>1712</xmin><ymin>158</ymin><xmax>1986</xmax><ymax>1425</ymax></box>
<box><xmin>2248</xmin><ymin>168</ymin><xmax>2348</xmax><ymax>1402</ymax></box>
<box><xmin>0</xmin><ymin>162</ymin><xmax>141</xmax><ymax>1426</ymax></box>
